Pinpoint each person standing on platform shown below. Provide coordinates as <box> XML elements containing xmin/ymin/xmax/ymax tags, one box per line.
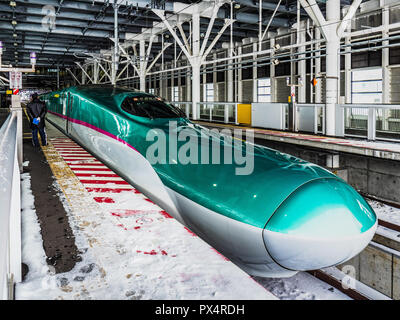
<box><xmin>27</xmin><ymin>92</ymin><xmax>47</xmax><ymax>149</ymax></box>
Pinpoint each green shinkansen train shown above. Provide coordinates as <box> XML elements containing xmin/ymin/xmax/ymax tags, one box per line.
<box><xmin>41</xmin><ymin>85</ymin><xmax>377</xmax><ymax>278</ymax></box>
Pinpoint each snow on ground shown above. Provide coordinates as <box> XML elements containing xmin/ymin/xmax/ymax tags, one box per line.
<box><xmin>17</xmin><ymin>171</ymin><xmax>350</xmax><ymax>301</ymax></box>
<box><xmin>16</xmin><ymin>137</ymin><xmax>277</xmax><ymax>300</ymax></box>
<box><xmin>17</xmin><ymin>173</ymin><xmax>56</xmax><ymax>299</ymax></box>
<box><xmin>368</xmin><ymin>199</ymin><xmax>400</xmax><ymax>226</ymax></box>
<box><xmin>16</xmin><ymin>127</ymin><xmax>356</xmax><ymax>300</ymax></box>
<box><xmin>253</xmin><ymin>272</ymin><xmax>351</xmax><ymax>300</ymax></box>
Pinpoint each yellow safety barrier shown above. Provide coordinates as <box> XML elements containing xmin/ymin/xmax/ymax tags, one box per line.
<box><xmin>237</xmin><ymin>104</ymin><xmax>251</xmax><ymax>125</ymax></box>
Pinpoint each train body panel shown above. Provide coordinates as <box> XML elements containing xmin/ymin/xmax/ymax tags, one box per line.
<box><xmin>41</xmin><ymin>85</ymin><xmax>377</xmax><ymax>277</ymax></box>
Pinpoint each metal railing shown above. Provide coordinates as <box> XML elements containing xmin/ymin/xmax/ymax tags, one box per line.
<box><xmin>173</xmin><ymin>101</ymin><xmax>238</xmax><ymax>124</ymax></box>
<box><xmin>0</xmin><ymin>112</ymin><xmax>22</xmax><ymax>300</ymax></box>
<box><xmin>174</xmin><ymin>100</ymin><xmax>400</xmax><ymax>142</ymax></box>
<box><xmin>337</xmin><ymin>104</ymin><xmax>400</xmax><ymax>141</ymax></box>
<box><xmin>197</xmin><ymin>102</ymin><xmax>237</xmax><ymax>124</ymax></box>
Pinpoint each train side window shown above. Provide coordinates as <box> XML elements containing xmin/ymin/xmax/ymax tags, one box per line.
<box><xmin>121</xmin><ymin>97</ymin><xmax>186</xmax><ymax>119</ymax></box>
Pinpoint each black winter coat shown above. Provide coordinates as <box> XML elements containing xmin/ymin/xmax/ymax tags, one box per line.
<box><xmin>27</xmin><ymin>98</ymin><xmax>47</xmax><ymax>129</ymax></box>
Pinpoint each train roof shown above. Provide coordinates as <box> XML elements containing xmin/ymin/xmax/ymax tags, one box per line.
<box><xmin>45</xmin><ymin>85</ymin><xmax>155</xmax><ymax>112</ymax></box>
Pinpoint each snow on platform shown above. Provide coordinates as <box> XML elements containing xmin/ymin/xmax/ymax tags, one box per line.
<box><xmin>16</xmin><ymin>129</ymin><xmax>277</xmax><ymax>300</ymax></box>
<box><xmin>368</xmin><ymin>199</ymin><xmax>400</xmax><ymax>227</ymax></box>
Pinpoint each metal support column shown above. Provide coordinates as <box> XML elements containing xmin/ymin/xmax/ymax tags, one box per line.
<box><xmin>315</xmin><ymin>27</ymin><xmax>322</xmax><ymax>104</ymax></box>
<box><xmin>253</xmin><ymin>42</ymin><xmax>258</xmax><ymax>102</ymax></box>
<box><xmin>192</xmin><ymin>12</ymin><xmax>201</xmax><ymax>120</ymax></box>
<box><xmin>238</xmin><ymin>46</ymin><xmax>242</xmax><ymax>103</ymax></box>
<box><xmin>213</xmin><ymin>52</ymin><xmax>218</xmax><ymax>101</ymax></box>
<box><xmin>11</xmin><ymin>95</ymin><xmax>23</xmax><ymax>172</ymax></box>
<box><xmin>270</xmin><ymin>37</ymin><xmax>276</xmax><ymax>102</ymax></box>
<box><xmin>112</xmin><ymin>3</ymin><xmax>119</xmax><ymax>86</ymax></box>
<box><xmin>227</xmin><ymin>43</ymin><xmax>234</xmax><ymax>102</ymax></box>
<box><xmin>57</xmin><ymin>64</ymin><xmax>60</xmax><ymax>90</ymax></box>
<box><xmin>325</xmin><ymin>0</ymin><xmax>341</xmax><ymax>136</ymax></box>
<box><xmin>139</xmin><ymin>39</ymin><xmax>146</xmax><ymax>92</ymax></box>
<box><xmin>298</xmin><ymin>20</ymin><xmax>306</xmax><ymax>103</ymax></box>
<box><xmin>382</xmin><ymin>4</ymin><xmax>390</xmax><ymax>130</ymax></box>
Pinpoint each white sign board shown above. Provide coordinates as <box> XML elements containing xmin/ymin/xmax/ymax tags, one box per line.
<box><xmin>9</xmin><ymin>71</ymin><xmax>22</xmax><ymax>90</ymax></box>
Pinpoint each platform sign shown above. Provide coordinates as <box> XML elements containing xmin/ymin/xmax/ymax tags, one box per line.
<box><xmin>9</xmin><ymin>71</ymin><xmax>22</xmax><ymax>90</ymax></box>
<box><xmin>290</xmin><ymin>85</ymin><xmax>296</xmax><ymax>103</ymax></box>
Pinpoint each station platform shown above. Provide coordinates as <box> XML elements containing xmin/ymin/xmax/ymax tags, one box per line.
<box><xmin>4</xmin><ymin>109</ymin><xmax>397</xmax><ymax>300</ymax></box>
<box><xmin>195</xmin><ymin>121</ymin><xmax>400</xmax><ymax>161</ymax></box>
<box><xmin>14</xmin><ymin>117</ymin><xmax>278</xmax><ymax>300</ymax></box>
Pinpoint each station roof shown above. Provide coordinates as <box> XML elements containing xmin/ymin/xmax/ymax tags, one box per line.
<box><xmin>0</xmin><ymin>0</ymin><xmax>355</xmax><ymax>69</ymax></box>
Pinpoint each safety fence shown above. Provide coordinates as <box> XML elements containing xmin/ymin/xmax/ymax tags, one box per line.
<box><xmin>173</xmin><ymin>100</ymin><xmax>400</xmax><ymax>142</ymax></box>
<box><xmin>337</xmin><ymin>104</ymin><xmax>400</xmax><ymax>141</ymax></box>
<box><xmin>0</xmin><ymin>113</ymin><xmax>22</xmax><ymax>300</ymax></box>
<box><xmin>174</xmin><ymin>101</ymin><xmax>238</xmax><ymax>124</ymax></box>
<box><xmin>296</xmin><ymin>103</ymin><xmax>325</xmax><ymax>135</ymax></box>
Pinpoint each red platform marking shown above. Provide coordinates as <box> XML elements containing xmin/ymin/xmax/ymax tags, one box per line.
<box><xmin>58</xmin><ymin>151</ymin><xmax>90</xmax><ymax>154</ymax></box>
<box><xmin>53</xmin><ymin>146</ymin><xmax>81</xmax><ymax>148</ymax></box>
<box><xmin>65</xmin><ymin>159</ymin><xmax>102</xmax><ymax>162</ymax></box>
<box><xmin>75</xmin><ymin>173</ymin><xmax>120</xmax><ymax>178</ymax></box>
<box><xmin>211</xmin><ymin>248</ymin><xmax>230</xmax><ymax>261</ymax></box>
<box><xmin>145</xmin><ymin>198</ymin><xmax>155</xmax><ymax>204</ymax></box>
<box><xmin>86</xmin><ymin>187</ymin><xmax>138</xmax><ymax>193</ymax></box>
<box><xmin>93</xmin><ymin>197</ymin><xmax>115</xmax><ymax>203</ymax></box>
<box><xmin>67</xmin><ymin>163</ymin><xmax>106</xmax><ymax>167</ymax></box>
<box><xmin>59</xmin><ymin>154</ymin><xmax>91</xmax><ymax>157</ymax></box>
<box><xmin>52</xmin><ymin>144</ymin><xmax>79</xmax><ymax>147</ymax></box>
<box><xmin>111</xmin><ymin>209</ymin><xmax>153</xmax><ymax>218</ymax></box>
<box><xmin>160</xmin><ymin>211</ymin><xmax>173</xmax><ymax>219</ymax></box>
<box><xmin>184</xmin><ymin>227</ymin><xmax>197</xmax><ymax>237</ymax></box>
<box><xmin>79</xmin><ymin>179</ymin><xmax>130</xmax><ymax>185</ymax></box>
<box><xmin>57</xmin><ymin>150</ymin><xmax>85</xmax><ymax>153</ymax></box>
<box><xmin>62</xmin><ymin>155</ymin><xmax>94</xmax><ymax>158</ymax></box>
<box><xmin>52</xmin><ymin>143</ymin><xmax>80</xmax><ymax>145</ymax></box>
<box><xmin>136</xmin><ymin>249</ymin><xmax>168</xmax><ymax>256</ymax></box>
<box><xmin>117</xmin><ymin>224</ymin><xmax>128</xmax><ymax>231</ymax></box>
<box><xmin>72</xmin><ymin>168</ymin><xmax>112</xmax><ymax>172</ymax></box>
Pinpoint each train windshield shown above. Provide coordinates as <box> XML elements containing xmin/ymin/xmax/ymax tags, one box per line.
<box><xmin>121</xmin><ymin>96</ymin><xmax>186</xmax><ymax>119</ymax></box>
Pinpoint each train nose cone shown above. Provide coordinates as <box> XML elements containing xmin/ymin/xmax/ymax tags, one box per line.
<box><xmin>263</xmin><ymin>178</ymin><xmax>377</xmax><ymax>271</ymax></box>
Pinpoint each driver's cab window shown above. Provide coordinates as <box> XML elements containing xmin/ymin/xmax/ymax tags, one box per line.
<box><xmin>121</xmin><ymin>96</ymin><xmax>186</xmax><ymax>119</ymax></box>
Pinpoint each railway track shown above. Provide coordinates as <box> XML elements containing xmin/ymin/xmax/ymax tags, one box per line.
<box><xmin>309</xmin><ymin>199</ymin><xmax>400</xmax><ymax>300</ymax></box>
<box><xmin>308</xmin><ymin>267</ymin><xmax>390</xmax><ymax>300</ymax></box>
<box><xmin>362</xmin><ymin>193</ymin><xmax>400</xmax><ymax>233</ymax></box>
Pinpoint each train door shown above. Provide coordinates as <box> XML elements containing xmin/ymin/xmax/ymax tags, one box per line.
<box><xmin>66</xmin><ymin>92</ymin><xmax>73</xmax><ymax>134</ymax></box>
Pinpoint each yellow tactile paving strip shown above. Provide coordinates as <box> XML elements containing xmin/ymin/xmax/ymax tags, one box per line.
<box><xmin>40</xmin><ymin>131</ymin><xmax>110</xmax><ymax>299</ymax></box>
